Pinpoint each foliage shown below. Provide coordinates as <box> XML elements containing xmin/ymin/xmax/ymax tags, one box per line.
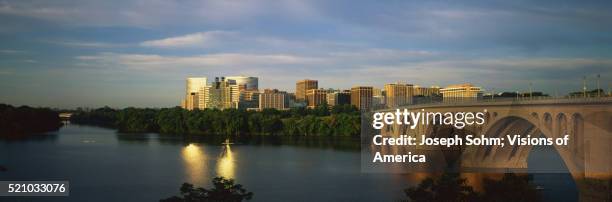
<box><xmin>405</xmin><ymin>173</ymin><xmax>479</xmax><ymax>202</ymax></box>
<box><xmin>70</xmin><ymin>105</ymin><xmax>361</xmax><ymax>136</ymax></box>
<box><xmin>479</xmin><ymin>173</ymin><xmax>541</xmax><ymax>202</ymax></box>
<box><xmin>160</xmin><ymin>177</ymin><xmax>253</xmax><ymax>202</ymax></box>
<box><xmin>0</xmin><ymin>104</ymin><xmax>62</xmax><ymax>137</ymax></box>
<box><xmin>405</xmin><ymin>173</ymin><xmax>542</xmax><ymax>202</ymax></box>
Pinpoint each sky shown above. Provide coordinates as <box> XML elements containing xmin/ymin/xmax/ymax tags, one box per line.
<box><xmin>0</xmin><ymin>0</ymin><xmax>611</xmax><ymax>109</ymax></box>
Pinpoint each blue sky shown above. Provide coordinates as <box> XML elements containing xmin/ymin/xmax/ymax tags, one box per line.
<box><xmin>0</xmin><ymin>0</ymin><xmax>611</xmax><ymax>108</ymax></box>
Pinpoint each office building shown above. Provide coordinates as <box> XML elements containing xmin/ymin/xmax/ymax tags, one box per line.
<box><xmin>182</xmin><ymin>77</ymin><xmax>207</xmax><ymax>110</ymax></box>
<box><xmin>225</xmin><ymin>76</ymin><xmax>258</xmax><ymax>91</ymax></box>
<box><xmin>259</xmin><ymin>89</ymin><xmax>289</xmax><ymax>110</ymax></box>
<box><xmin>385</xmin><ymin>82</ymin><xmax>414</xmax><ymax>108</ymax></box>
<box><xmin>326</xmin><ymin>90</ymin><xmax>351</xmax><ymax>106</ymax></box>
<box><xmin>414</xmin><ymin>85</ymin><xmax>441</xmax><ymax>97</ymax></box>
<box><xmin>351</xmin><ymin>86</ymin><xmax>373</xmax><ymax>112</ymax></box>
<box><xmin>440</xmin><ymin>83</ymin><xmax>483</xmax><ymax>102</ymax></box>
<box><xmin>306</xmin><ymin>89</ymin><xmax>328</xmax><ymax>108</ymax></box>
<box><xmin>296</xmin><ymin>79</ymin><xmax>318</xmax><ymax>103</ymax></box>
<box><xmin>205</xmin><ymin>77</ymin><xmax>240</xmax><ymax>109</ymax></box>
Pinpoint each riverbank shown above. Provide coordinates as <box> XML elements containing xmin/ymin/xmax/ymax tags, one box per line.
<box><xmin>70</xmin><ymin>105</ymin><xmax>361</xmax><ymax>136</ymax></box>
<box><xmin>0</xmin><ymin>104</ymin><xmax>62</xmax><ymax>138</ymax></box>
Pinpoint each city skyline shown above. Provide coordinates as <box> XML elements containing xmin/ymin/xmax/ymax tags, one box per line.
<box><xmin>1</xmin><ymin>0</ymin><xmax>611</xmax><ymax>108</ymax></box>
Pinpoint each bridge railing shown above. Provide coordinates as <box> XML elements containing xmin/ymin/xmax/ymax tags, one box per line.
<box><xmin>374</xmin><ymin>95</ymin><xmax>612</xmax><ymax>111</ymax></box>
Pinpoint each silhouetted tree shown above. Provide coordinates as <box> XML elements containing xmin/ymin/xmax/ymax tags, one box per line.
<box><xmin>404</xmin><ymin>173</ymin><xmax>479</xmax><ymax>202</ymax></box>
<box><xmin>405</xmin><ymin>173</ymin><xmax>542</xmax><ymax>202</ymax></box>
<box><xmin>161</xmin><ymin>177</ymin><xmax>253</xmax><ymax>202</ymax></box>
<box><xmin>480</xmin><ymin>173</ymin><xmax>541</xmax><ymax>202</ymax></box>
<box><xmin>0</xmin><ymin>104</ymin><xmax>62</xmax><ymax>137</ymax></box>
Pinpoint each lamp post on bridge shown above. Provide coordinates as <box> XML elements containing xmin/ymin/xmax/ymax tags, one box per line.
<box><xmin>596</xmin><ymin>74</ymin><xmax>600</xmax><ymax>98</ymax></box>
<box><xmin>529</xmin><ymin>82</ymin><xmax>533</xmax><ymax>100</ymax></box>
<box><xmin>583</xmin><ymin>76</ymin><xmax>587</xmax><ymax>98</ymax></box>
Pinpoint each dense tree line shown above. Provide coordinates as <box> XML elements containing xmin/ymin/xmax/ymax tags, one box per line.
<box><xmin>0</xmin><ymin>104</ymin><xmax>62</xmax><ymax>138</ymax></box>
<box><xmin>71</xmin><ymin>104</ymin><xmax>361</xmax><ymax>136</ymax></box>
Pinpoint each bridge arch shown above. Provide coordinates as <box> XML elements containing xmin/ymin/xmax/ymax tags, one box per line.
<box><xmin>543</xmin><ymin>112</ymin><xmax>552</xmax><ymax>131</ymax></box>
<box><xmin>556</xmin><ymin>113</ymin><xmax>568</xmax><ymax>138</ymax></box>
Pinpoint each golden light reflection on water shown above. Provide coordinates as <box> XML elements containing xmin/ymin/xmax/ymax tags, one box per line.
<box><xmin>182</xmin><ymin>143</ymin><xmax>208</xmax><ymax>185</ymax></box>
<box><xmin>217</xmin><ymin>144</ymin><xmax>235</xmax><ymax>179</ymax></box>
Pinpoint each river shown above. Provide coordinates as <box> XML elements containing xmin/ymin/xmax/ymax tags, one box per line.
<box><xmin>0</xmin><ymin>124</ymin><xmax>577</xmax><ymax>201</ymax></box>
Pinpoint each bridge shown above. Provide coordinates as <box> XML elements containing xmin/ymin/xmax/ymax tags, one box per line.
<box><xmin>373</xmin><ymin>97</ymin><xmax>611</xmax><ymax>201</ymax></box>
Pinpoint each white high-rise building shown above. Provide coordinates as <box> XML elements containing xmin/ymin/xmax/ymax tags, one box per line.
<box><xmin>186</xmin><ymin>77</ymin><xmax>207</xmax><ymax>95</ymax></box>
<box><xmin>182</xmin><ymin>77</ymin><xmax>207</xmax><ymax>110</ymax></box>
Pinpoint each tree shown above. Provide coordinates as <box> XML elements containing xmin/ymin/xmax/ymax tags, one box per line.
<box><xmin>404</xmin><ymin>173</ymin><xmax>479</xmax><ymax>202</ymax></box>
<box><xmin>161</xmin><ymin>177</ymin><xmax>253</xmax><ymax>202</ymax></box>
<box><xmin>480</xmin><ymin>173</ymin><xmax>541</xmax><ymax>202</ymax></box>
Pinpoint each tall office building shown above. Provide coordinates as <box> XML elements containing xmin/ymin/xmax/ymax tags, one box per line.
<box><xmin>259</xmin><ymin>89</ymin><xmax>289</xmax><ymax>110</ymax></box>
<box><xmin>326</xmin><ymin>90</ymin><xmax>351</xmax><ymax>106</ymax></box>
<box><xmin>182</xmin><ymin>77</ymin><xmax>207</xmax><ymax>110</ymax></box>
<box><xmin>183</xmin><ymin>92</ymin><xmax>199</xmax><ymax>110</ymax></box>
<box><xmin>385</xmin><ymin>82</ymin><xmax>414</xmax><ymax>108</ymax></box>
<box><xmin>205</xmin><ymin>77</ymin><xmax>240</xmax><ymax>109</ymax></box>
<box><xmin>225</xmin><ymin>76</ymin><xmax>258</xmax><ymax>91</ymax></box>
<box><xmin>186</xmin><ymin>77</ymin><xmax>207</xmax><ymax>95</ymax></box>
<box><xmin>306</xmin><ymin>89</ymin><xmax>327</xmax><ymax>108</ymax></box>
<box><xmin>351</xmin><ymin>86</ymin><xmax>373</xmax><ymax>112</ymax></box>
<box><xmin>296</xmin><ymin>79</ymin><xmax>318</xmax><ymax>103</ymax></box>
<box><xmin>440</xmin><ymin>83</ymin><xmax>483</xmax><ymax>102</ymax></box>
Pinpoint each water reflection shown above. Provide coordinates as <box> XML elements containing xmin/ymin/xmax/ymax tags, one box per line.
<box><xmin>182</xmin><ymin>143</ymin><xmax>208</xmax><ymax>185</ymax></box>
<box><xmin>217</xmin><ymin>144</ymin><xmax>235</xmax><ymax>179</ymax></box>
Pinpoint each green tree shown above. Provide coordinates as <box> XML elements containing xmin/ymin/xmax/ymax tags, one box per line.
<box><xmin>161</xmin><ymin>177</ymin><xmax>253</xmax><ymax>202</ymax></box>
<box><xmin>405</xmin><ymin>173</ymin><xmax>479</xmax><ymax>202</ymax></box>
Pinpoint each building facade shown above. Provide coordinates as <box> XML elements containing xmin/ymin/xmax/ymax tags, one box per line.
<box><xmin>440</xmin><ymin>83</ymin><xmax>483</xmax><ymax>102</ymax></box>
<box><xmin>204</xmin><ymin>77</ymin><xmax>240</xmax><ymax>109</ymax></box>
<box><xmin>259</xmin><ymin>89</ymin><xmax>289</xmax><ymax>110</ymax></box>
<box><xmin>306</xmin><ymin>89</ymin><xmax>328</xmax><ymax>108</ymax></box>
<box><xmin>182</xmin><ymin>77</ymin><xmax>207</xmax><ymax>110</ymax></box>
<box><xmin>351</xmin><ymin>86</ymin><xmax>373</xmax><ymax>112</ymax></box>
<box><xmin>384</xmin><ymin>82</ymin><xmax>414</xmax><ymax>108</ymax></box>
<box><xmin>413</xmin><ymin>85</ymin><xmax>441</xmax><ymax>97</ymax></box>
<box><xmin>225</xmin><ymin>76</ymin><xmax>258</xmax><ymax>91</ymax></box>
<box><xmin>296</xmin><ymin>79</ymin><xmax>318</xmax><ymax>103</ymax></box>
<box><xmin>326</xmin><ymin>90</ymin><xmax>351</xmax><ymax>106</ymax></box>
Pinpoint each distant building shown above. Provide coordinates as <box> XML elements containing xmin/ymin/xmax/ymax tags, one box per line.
<box><xmin>225</xmin><ymin>76</ymin><xmax>258</xmax><ymax>91</ymax></box>
<box><xmin>440</xmin><ymin>83</ymin><xmax>483</xmax><ymax>102</ymax></box>
<box><xmin>326</xmin><ymin>90</ymin><xmax>351</xmax><ymax>106</ymax></box>
<box><xmin>351</xmin><ymin>86</ymin><xmax>373</xmax><ymax>112</ymax></box>
<box><xmin>182</xmin><ymin>77</ymin><xmax>207</xmax><ymax>110</ymax></box>
<box><xmin>385</xmin><ymin>82</ymin><xmax>414</xmax><ymax>108</ymax></box>
<box><xmin>296</xmin><ymin>79</ymin><xmax>318</xmax><ymax>103</ymax></box>
<box><xmin>239</xmin><ymin>90</ymin><xmax>260</xmax><ymax>109</ymax></box>
<box><xmin>306</xmin><ymin>89</ymin><xmax>328</xmax><ymax>108</ymax></box>
<box><xmin>183</xmin><ymin>92</ymin><xmax>199</xmax><ymax>110</ymax></box>
<box><xmin>205</xmin><ymin>77</ymin><xmax>240</xmax><ymax>109</ymax></box>
<box><xmin>259</xmin><ymin>89</ymin><xmax>288</xmax><ymax>110</ymax></box>
<box><xmin>413</xmin><ymin>85</ymin><xmax>441</xmax><ymax>97</ymax></box>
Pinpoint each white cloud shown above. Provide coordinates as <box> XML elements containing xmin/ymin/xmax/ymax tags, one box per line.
<box><xmin>45</xmin><ymin>40</ymin><xmax>128</xmax><ymax>48</ymax></box>
<box><xmin>140</xmin><ymin>31</ymin><xmax>234</xmax><ymax>48</ymax></box>
<box><xmin>0</xmin><ymin>49</ymin><xmax>27</xmax><ymax>54</ymax></box>
<box><xmin>75</xmin><ymin>52</ymin><xmax>325</xmax><ymax>70</ymax></box>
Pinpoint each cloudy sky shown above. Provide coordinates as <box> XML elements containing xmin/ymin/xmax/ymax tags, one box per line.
<box><xmin>0</xmin><ymin>0</ymin><xmax>611</xmax><ymax>108</ymax></box>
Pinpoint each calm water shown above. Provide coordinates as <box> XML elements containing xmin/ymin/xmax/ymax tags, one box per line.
<box><xmin>1</xmin><ymin>125</ymin><xmax>577</xmax><ymax>201</ymax></box>
<box><xmin>1</xmin><ymin>125</ymin><xmax>413</xmax><ymax>201</ymax></box>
